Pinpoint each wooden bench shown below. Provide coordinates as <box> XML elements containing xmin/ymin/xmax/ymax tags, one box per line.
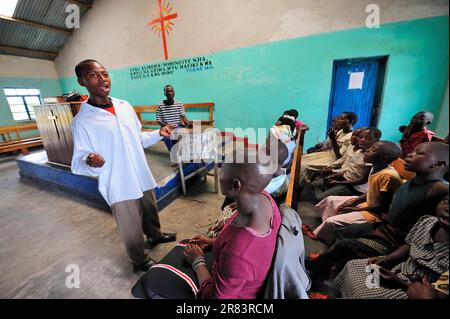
<box><xmin>134</xmin><ymin>102</ymin><xmax>215</xmax><ymax>129</ymax></box>
<box><xmin>0</xmin><ymin>123</ymin><xmax>43</xmax><ymax>155</ymax></box>
<box><xmin>285</xmin><ymin>130</ymin><xmax>306</xmax><ymax>210</ymax></box>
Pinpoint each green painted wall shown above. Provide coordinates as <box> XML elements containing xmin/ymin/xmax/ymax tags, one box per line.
<box><xmin>59</xmin><ymin>16</ymin><xmax>449</xmax><ymax>148</ymax></box>
<box><xmin>0</xmin><ymin>77</ymin><xmax>62</xmax><ymax>137</ymax></box>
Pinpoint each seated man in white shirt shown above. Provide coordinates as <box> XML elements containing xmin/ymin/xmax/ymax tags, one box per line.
<box><xmin>71</xmin><ymin>59</ymin><xmax>176</xmax><ymax>272</ymax></box>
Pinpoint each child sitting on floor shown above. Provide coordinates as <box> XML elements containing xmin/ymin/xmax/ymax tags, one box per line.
<box><xmin>304</xmin><ymin>127</ymin><xmax>365</xmax><ymax>182</ymax></box>
<box><xmin>207</xmin><ymin>138</ymin><xmax>289</xmax><ymax>238</ymax></box>
<box><xmin>321</xmin><ymin>127</ymin><xmax>366</xmax><ymax>175</ymax></box>
<box><xmin>185</xmin><ymin>149</ymin><xmax>281</xmax><ymax>299</ymax></box>
<box><xmin>303</xmin><ymin>141</ymin><xmax>403</xmax><ymax>245</ymax></box>
<box><xmin>335</xmin><ymin>194</ymin><xmax>448</xmax><ymax>299</ymax></box>
<box><xmin>300</xmin><ymin>112</ymin><xmax>357</xmax><ymax>182</ymax></box>
<box><xmin>301</xmin><ymin>127</ymin><xmax>381</xmax><ymax>203</ymax></box>
<box><xmin>399</xmin><ymin>111</ymin><xmax>435</xmax><ymax>159</ymax></box>
<box><xmin>306</xmin><ymin>142</ymin><xmax>449</xmax><ymax>279</ymax></box>
<box><xmin>306</xmin><ymin>117</ymin><xmax>339</xmax><ymax>154</ymax></box>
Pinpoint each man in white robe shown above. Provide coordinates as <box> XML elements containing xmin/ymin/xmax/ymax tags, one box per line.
<box><xmin>71</xmin><ymin>59</ymin><xmax>176</xmax><ymax>272</ymax></box>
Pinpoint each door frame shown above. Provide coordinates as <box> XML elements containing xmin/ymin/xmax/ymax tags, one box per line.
<box><xmin>327</xmin><ymin>56</ymin><xmax>389</xmax><ymax>130</ymax></box>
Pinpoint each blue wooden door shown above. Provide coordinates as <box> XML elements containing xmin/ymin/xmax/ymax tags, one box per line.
<box><xmin>328</xmin><ymin>59</ymin><xmax>380</xmax><ymax>129</ymax></box>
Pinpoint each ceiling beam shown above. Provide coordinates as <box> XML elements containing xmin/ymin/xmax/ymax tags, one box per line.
<box><xmin>67</xmin><ymin>0</ymin><xmax>92</xmax><ymax>10</ymax></box>
<box><xmin>0</xmin><ymin>15</ymin><xmax>73</xmax><ymax>36</ymax></box>
<box><xmin>0</xmin><ymin>45</ymin><xmax>58</xmax><ymax>60</ymax></box>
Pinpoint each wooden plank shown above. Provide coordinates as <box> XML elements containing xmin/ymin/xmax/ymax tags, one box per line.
<box><xmin>285</xmin><ymin>130</ymin><xmax>305</xmax><ymax>210</ymax></box>
<box><xmin>0</xmin><ymin>137</ymin><xmax>41</xmax><ymax>147</ymax></box>
<box><xmin>0</xmin><ymin>123</ymin><xmax>38</xmax><ymax>134</ymax></box>
<box><xmin>0</xmin><ymin>140</ymin><xmax>43</xmax><ymax>154</ymax></box>
<box><xmin>0</xmin><ymin>15</ymin><xmax>72</xmax><ymax>36</ymax></box>
<box><xmin>0</xmin><ymin>123</ymin><xmax>42</xmax><ymax>154</ymax></box>
<box><xmin>134</xmin><ymin>105</ymin><xmax>158</xmax><ymax>112</ymax></box>
<box><xmin>184</xmin><ymin>103</ymin><xmax>215</xmax><ymax>109</ymax></box>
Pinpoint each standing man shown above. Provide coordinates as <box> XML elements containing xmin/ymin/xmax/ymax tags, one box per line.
<box><xmin>71</xmin><ymin>59</ymin><xmax>176</xmax><ymax>272</ymax></box>
<box><xmin>156</xmin><ymin>85</ymin><xmax>191</xmax><ymax>151</ymax></box>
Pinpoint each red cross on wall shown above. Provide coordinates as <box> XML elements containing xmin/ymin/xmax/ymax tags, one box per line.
<box><xmin>147</xmin><ymin>0</ymin><xmax>178</xmax><ymax>60</ymax></box>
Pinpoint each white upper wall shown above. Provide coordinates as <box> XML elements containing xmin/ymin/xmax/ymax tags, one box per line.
<box><xmin>0</xmin><ymin>54</ymin><xmax>59</xmax><ymax>79</ymax></box>
<box><xmin>55</xmin><ymin>0</ymin><xmax>449</xmax><ymax>78</ymax></box>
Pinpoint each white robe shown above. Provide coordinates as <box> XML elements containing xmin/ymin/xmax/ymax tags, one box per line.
<box><xmin>71</xmin><ymin>97</ymin><xmax>162</xmax><ymax>206</ymax></box>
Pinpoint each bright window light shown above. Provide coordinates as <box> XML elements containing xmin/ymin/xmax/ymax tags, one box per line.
<box><xmin>0</xmin><ymin>0</ymin><xmax>19</xmax><ymax>17</ymax></box>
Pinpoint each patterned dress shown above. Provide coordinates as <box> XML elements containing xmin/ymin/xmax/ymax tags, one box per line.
<box><xmin>335</xmin><ymin>215</ymin><xmax>449</xmax><ymax>299</ymax></box>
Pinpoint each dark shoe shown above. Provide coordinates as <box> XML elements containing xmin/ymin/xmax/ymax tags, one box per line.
<box><xmin>133</xmin><ymin>257</ymin><xmax>157</xmax><ymax>272</ymax></box>
<box><xmin>147</xmin><ymin>232</ymin><xmax>177</xmax><ymax>248</ymax></box>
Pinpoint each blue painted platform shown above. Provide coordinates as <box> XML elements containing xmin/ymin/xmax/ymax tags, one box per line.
<box><xmin>16</xmin><ymin>143</ymin><xmax>218</xmax><ymax>212</ymax></box>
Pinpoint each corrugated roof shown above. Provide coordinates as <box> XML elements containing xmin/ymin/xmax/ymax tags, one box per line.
<box><xmin>0</xmin><ymin>0</ymin><xmax>94</xmax><ymax>60</ymax></box>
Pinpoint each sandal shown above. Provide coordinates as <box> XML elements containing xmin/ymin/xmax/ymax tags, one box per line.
<box><xmin>307</xmin><ymin>252</ymin><xmax>321</xmax><ymax>260</ymax></box>
<box><xmin>302</xmin><ymin>224</ymin><xmax>317</xmax><ymax>239</ymax></box>
<box><xmin>308</xmin><ymin>291</ymin><xmax>329</xmax><ymax>299</ymax></box>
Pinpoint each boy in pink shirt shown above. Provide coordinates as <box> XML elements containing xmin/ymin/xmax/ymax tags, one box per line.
<box><xmin>184</xmin><ymin>149</ymin><xmax>281</xmax><ymax>299</ymax></box>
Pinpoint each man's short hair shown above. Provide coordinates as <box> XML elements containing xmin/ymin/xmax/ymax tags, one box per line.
<box><xmin>342</xmin><ymin>112</ymin><xmax>358</xmax><ymax>125</ymax></box>
<box><xmin>75</xmin><ymin>59</ymin><xmax>100</xmax><ymax>78</ymax></box>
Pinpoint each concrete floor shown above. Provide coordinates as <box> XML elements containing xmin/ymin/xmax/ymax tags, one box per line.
<box><xmin>0</xmin><ymin>146</ymin><xmax>325</xmax><ymax>299</ymax></box>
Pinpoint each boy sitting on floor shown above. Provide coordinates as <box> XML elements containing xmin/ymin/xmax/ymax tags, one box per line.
<box><xmin>302</xmin><ymin>127</ymin><xmax>365</xmax><ymax>187</ymax></box>
<box><xmin>399</xmin><ymin>111</ymin><xmax>435</xmax><ymax>159</ymax></box>
<box><xmin>306</xmin><ymin>142</ymin><xmax>449</xmax><ymax>279</ymax></box>
<box><xmin>207</xmin><ymin>137</ymin><xmax>289</xmax><ymax>238</ymax></box>
<box><xmin>306</xmin><ymin>117</ymin><xmax>339</xmax><ymax>154</ymax></box>
<box><xmin>335</xmin><ymin>194</ymin><xmax>448</xmax><ymax>299</ymax></box>
<box><xmin>301</xmin><ymin>127</ymin><xmax>381</xmax><ymax>203</ymax></box>
<box><xmin>302</xmin><ymin>141</ymin><xmax>403</xmax><ymax>245</ymax></box>
<box><xmin>300</xmin><ymin>112</ymin><xmax>357</xmax><ymax>182</ymax></box>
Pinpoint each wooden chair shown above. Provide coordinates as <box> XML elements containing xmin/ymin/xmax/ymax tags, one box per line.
<box><xmin>0</xmin><ymin>123</ymin><xmax>43</xmax><ymax>155</ymax></box>
<box><xmin>285</xmin><ymin>130</ymin><xmax>305</xmax><ymax>210</ymax></box>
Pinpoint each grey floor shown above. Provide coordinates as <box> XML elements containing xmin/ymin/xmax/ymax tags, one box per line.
<box><xmin>0</xmin><ymin>144</ymin><xmax>326</xmax><ymax>299</ymax></box>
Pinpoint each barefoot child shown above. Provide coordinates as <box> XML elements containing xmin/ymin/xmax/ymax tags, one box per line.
<box><xmin>185</xmin><ymin>149</ymin><xmax>281</xmax><ymax>299</ymax></box>
<box><xmin>301</xmin><ymin>112</ymin><xmax>357</xmax><ymax>182</ymax></box>
<box><xmin>306</xmin><ymin>142</ymin><xmax>449</xmax><ymax>279</ymax></box>
<box><xmin>207</xmin><ymin>138</ymin><xmax>289</xmax><ymax>238</ymax></box>
<box><xmin>301</xmin><ymin>127</ymin><xmax>381</xmax><ymax>202</ymax></box>
<box><xmin>335</xmin><ymin>194</ymin><xmax>448</xmax><ymax>299</ymax></box>
<box><xmin>304</xmin><ymin>141</ymin><xmax>403</xmax><ymax>245</ymax></box>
